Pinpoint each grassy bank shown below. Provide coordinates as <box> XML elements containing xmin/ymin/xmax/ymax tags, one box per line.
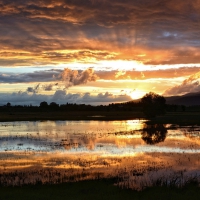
<box><xmin>0</xmin><ymin>179</ymin><xmax>199</xmax><ymax>200</ymax></box>
<box><xmin>146</xmin><ymin>112</ymin><xmax>200</xmax><ymax>125</ymax></box>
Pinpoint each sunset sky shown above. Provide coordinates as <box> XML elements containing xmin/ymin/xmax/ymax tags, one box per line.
<box><xmin>1</xmin><ymin>0</ymin><xmax>200</xmax><ymax>105</ymax></box>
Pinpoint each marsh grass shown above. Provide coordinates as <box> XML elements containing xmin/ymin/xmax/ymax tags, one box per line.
<box><xmin>116</xmin><ymin>169</ymin><xmax>200</xmax><ymax>191</ymax></box>
<box><xmin>0</xmin><ymin>179</ymin><xmax>199</xmax><ymax>200</ymax></box>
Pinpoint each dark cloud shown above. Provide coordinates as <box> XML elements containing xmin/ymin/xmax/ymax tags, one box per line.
<box><xmin>42</xmin><ymin>83</ymin><xmax>58</xmax><ymax>91</ymax></box>
<box><xmin>0</xmin><ymin>69</ymin><xmax>60</xmax><ymax>83</ymax></box>
<box><xmin>1</xmin><ymin>0</ymin><xmax>200</xmax><ymax>27</ymax></box>
<box><xmin>26</xmin><ymin>84</ymin><xmax>40</xmax><ymax>93</ymax></box>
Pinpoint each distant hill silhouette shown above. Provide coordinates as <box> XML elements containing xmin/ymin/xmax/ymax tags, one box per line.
<box><xmin>130</xmin><ymin>91</ymin><xmax>200</xmax><ymax>106</ymax></box>
<box><xmin>165</xmin><ymin>91</ymin><xmax>200</xmax><ymax>106</ymax></box>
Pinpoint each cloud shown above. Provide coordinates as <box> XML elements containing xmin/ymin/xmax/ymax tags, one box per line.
<box><xmin>164</xmin><ymin>71</ymin><xmax>200</xmax><ymax>96</ymax></box>
<box><xmin>141</xmin><ymin>72</ymin><xmax>145</xmax><ymax>78</ymax></box>
<box><xmin>16</xmin><ymin>68</ymin><xmax>99</xmax><ymax>94</ymax></box>
<box><xmin>1</xmin><ymin>0</ymin><xmax>200</xmax><ymax>27</ymax></box>
<box><xmin>0</xmin><ymin>0</ymin><xmax>200</xmax><ymax>66</ymax></box>
<box><xmin>0</xmin><ymin>68</ymin><xmax>99</xmax><ymax>86</ymax></box>
<box><xmin>26</xmin><ymin>83</ymin><xmax>59</xmax><ymax>93</ymax></box>
<box><xmin>0</xmin><ymin>90</ymin><xmax>132</xmax><ymax>106</ymax></box>
<box><xmin>1</xmin><ymin>67</ymin><xmax>200</xmax><ymax>86</ymax></box>
<box><xmin>60</xmin><ymin>68</ymin><xmax>99</xmax><ymax>88</ymax></box>
<box><xmin>115</xmin><ymin>71</ymin><xmax>126</xmax><ymax>78</ymax></box>
<box><xmin>26</xmin><ymin>83</ymin><xmax>40</xmax><ymax>93</ymax></box>
<box><xmin>0</xmin><ymin>69</ymin><xmax>60</xmax><ymax>83</ymax></box>
<box><xmin>96</xmin><ymin>67</ymin><xmax>200</xmax><ymax>80</ymax></box>
<box><xmin>42</xmin><ymin>83</ymin><xmax>58</xmax><ymax>91</ymax></box>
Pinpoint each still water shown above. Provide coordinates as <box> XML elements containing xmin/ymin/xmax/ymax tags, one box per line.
<box><xmin>0</xmin><ymin>120</ymin><xmax>200</xmax><ymax>189</ymax></box>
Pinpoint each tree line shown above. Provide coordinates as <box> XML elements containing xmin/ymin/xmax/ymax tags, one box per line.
<box><xmin>0</xmin><ymin>92</ymin><xmax>194</xmax><ymax>117</ymax></box>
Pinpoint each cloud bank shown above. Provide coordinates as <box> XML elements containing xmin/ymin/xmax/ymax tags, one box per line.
<box><xmin>1</xmin><ymin>67</ymin><xmax>200</xmax><ymax>84</ymax></box>
<box><xmin>0</xmin><ymin>68</ymin><xmax>98</xmax><ymax>85</ymax></box>
<box><xmin>164</xmin><ymin>71</ymin><xmax>200</xmax><ymax>96</ymax></box>
<box><xmin>0</xmin><ymin>90</ymin><xmax>132</xmax><ymax>106</ymax></box>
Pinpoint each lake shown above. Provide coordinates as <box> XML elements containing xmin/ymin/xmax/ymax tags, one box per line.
<box><xmin>0</xmin><ymin>120</ymin><xmax>199</xmax><ymax>189</ymax></box>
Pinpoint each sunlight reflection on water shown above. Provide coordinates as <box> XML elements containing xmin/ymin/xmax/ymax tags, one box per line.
<box><xmin>0</xmin><ymin>120</ymin><xmax>199</xmax><ymax>189</ymax></box>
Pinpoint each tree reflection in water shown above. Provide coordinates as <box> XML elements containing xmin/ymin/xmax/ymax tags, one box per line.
<box><xmin>141</xmin><ymin>124</ymin><xmax>167</xmax><ymax>145</ymax></box>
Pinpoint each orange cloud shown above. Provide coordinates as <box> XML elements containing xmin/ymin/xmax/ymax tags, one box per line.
<box><xmin>0</xmin><ymin>0</ymin><xmax>200</xmax><ymax>67</ymax></box>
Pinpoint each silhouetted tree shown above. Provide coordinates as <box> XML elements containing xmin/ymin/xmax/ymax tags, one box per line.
<box><xmin>6</xmin><ymin>102</ymin><xmax>11</xmax><ymax>107</ymax></box>
<box><xmin>181</xmin><ymin>105</ymin><xmax>186</xmax><ymax>112</ymax></box>
<box><xmin>141</xmin><ymin>124</ymin><xmax>167</xmax><ymax>145</ymax></box>
<box><xmin>40</xmin><ymin>101</ymin><xmax>48</xmax><ymax>108</ymax></box>
<box><xmin>49</xmin><ymin>102</ymin><xmax>59</xmax><ymax>110</ymax></box>
<box><xmin>141</xmin><ymin>92</ymin><xmax>166</xmax><ymax>118</ymax></box>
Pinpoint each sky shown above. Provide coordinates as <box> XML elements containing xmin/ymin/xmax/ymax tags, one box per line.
<box><xmin>1</xmin><ymin>0</ymin><xmax>200</xmax><ymax>105</ymax></box>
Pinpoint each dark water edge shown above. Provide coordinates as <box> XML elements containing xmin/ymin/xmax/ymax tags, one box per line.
<box><xmin>0</xmin><ymin>179</ymin><xmax>199</xmax><ymax>200</ymax></box>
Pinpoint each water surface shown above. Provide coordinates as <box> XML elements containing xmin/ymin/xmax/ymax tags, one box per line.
<box><xmin>0</xmin><ymin>120</ymin><xmax>199</xmax><ymax>189</ymax></box>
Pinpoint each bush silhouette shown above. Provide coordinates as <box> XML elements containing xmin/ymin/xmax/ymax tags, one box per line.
<box><xmin>141</xmin><ymin>92</ymin><xmax>166</xmax><ymax>118</ymax></box>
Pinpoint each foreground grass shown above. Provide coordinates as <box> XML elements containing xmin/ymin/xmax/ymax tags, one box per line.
<box><xmin>0</xmin><ymin>180</ymin><xmax>199</xmax><ymax>200</ymax></box>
